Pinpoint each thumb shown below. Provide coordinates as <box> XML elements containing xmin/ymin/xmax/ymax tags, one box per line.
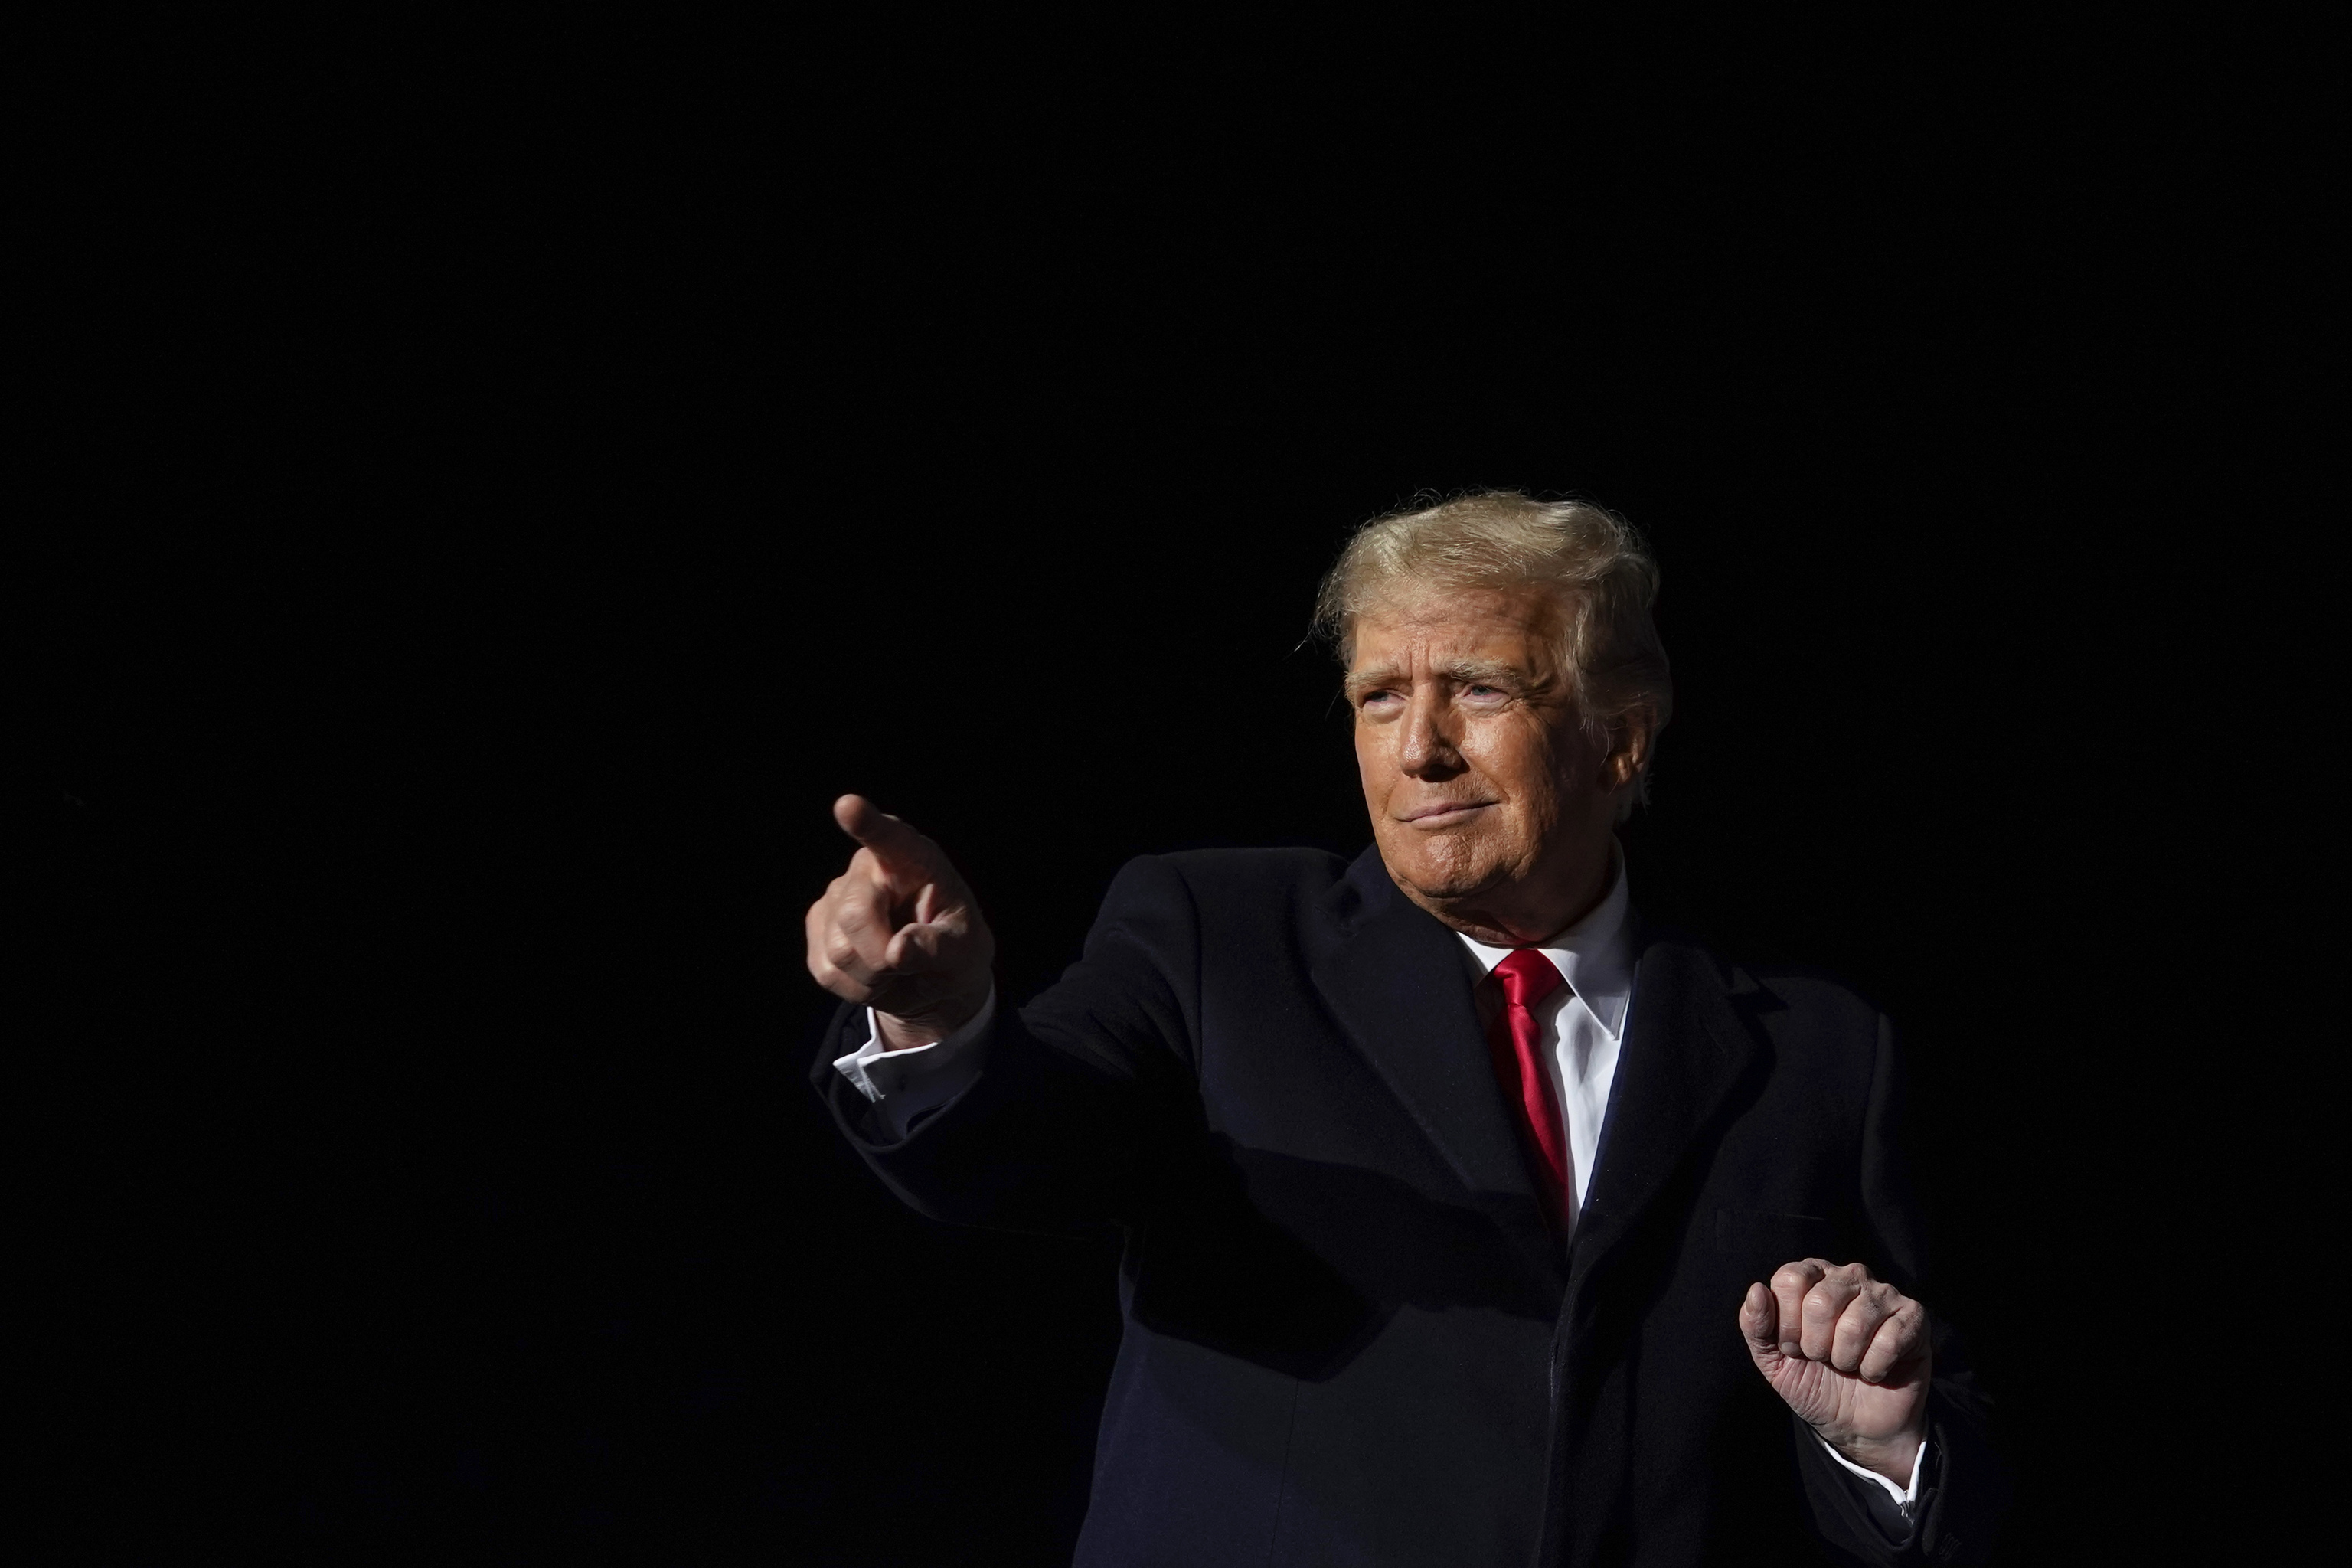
<box><xmin>1739</xmin><ymin>1282</ymin><xmax>1782</xmax><ymax>1363</ymax></box>
<box><xmin>834</xmin><ymin>794</ymin><xmax>935</xmax><ymax>889</ymax></box>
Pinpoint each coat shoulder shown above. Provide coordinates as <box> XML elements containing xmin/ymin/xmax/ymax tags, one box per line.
<box><xmin>1642</xmin><ymin>930</ymin><xmax>1889</xmax><ymax>1075</ymax></box>
<box><xmin>1145</xmin><ymin>845</ymin><xmax>1354</xmax><ymax>908</ymax></box>
<box><xmin>1737</xmin><ymin>963</ymin><xmax>1887</xmax><ymax>1037</ymax></box>
<box><xmin>1725</xmin><ymin>960</ymin><xmax>1893</xmax><ymax>1098</ymax></box>
<box><xmin>1096</xmin><ymin>846</ymin><xmax>1374</xmax><ymax>959</ymax></box>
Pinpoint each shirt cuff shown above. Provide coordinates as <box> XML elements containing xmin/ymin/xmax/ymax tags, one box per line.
<box><xmin>831</xmin><ymin>986</ymin><xmax>996</xmax><ymax>1138</ymax></box>
<box><xmin>1816</xmin><ymin>1430</ymin><xmax>1929</xmax><ymax>1527</ymax></box>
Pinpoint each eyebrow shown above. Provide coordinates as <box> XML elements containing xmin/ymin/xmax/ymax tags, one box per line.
<box><xmin>1436</xmin><ymin>658</ymin><xmax>1526</xmax><ymax>688</ymax></box>
<box><xmin>1344</xmin><ymin>657</ymin><xmax>1530</xmax><ymax>697</ymax></box>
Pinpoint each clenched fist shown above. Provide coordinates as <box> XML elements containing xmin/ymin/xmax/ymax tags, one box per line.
<box><xmin>805</xmin><ymin>795</ymin><xmax>995</xmax><ymax>1050</ymax></box>
<box><xmin>1739</xmin><ymin>1259</ymin><xmax>1931</xmax><ymax>1485</ymax></box>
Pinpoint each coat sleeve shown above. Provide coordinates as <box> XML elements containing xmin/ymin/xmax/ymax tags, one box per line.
<box><xmin>807</xmin><ymin>854</ymin><xmax>1204</xmax><ymax>1239</ymax></box>
<box><xmin>1796</xmin><ymin>1012</ymin><xmax>2014</xmax><ymax>1566</ymax></box>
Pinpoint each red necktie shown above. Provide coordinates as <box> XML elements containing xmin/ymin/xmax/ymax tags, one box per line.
<box><xmin>1486</xmin><ymin>949</ymin><xmax>1569</xmax><ymax>1217</ymax></box>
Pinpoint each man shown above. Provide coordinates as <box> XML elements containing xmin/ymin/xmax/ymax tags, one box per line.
<box><xmin>805</xmin><ymin>492</ymin><xmax>2006</xmax><ymax>1566</ymax></box>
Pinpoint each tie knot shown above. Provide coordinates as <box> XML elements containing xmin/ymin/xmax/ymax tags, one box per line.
<box><xmin>1493</xmin><ymin>949</ymin><xmax>1565</xmax><ymax>1011</ymax></box>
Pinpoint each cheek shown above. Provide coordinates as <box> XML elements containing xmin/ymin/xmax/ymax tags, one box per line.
<box><xmin>1462</xmin><ymin>725</ymin><xmax>1539</xmax><ymax>799</ymax></box>
<box><xmin>1462</xmin><ymin>728</ymin><xmax>1563</xmax><ymax>835</ymax></box>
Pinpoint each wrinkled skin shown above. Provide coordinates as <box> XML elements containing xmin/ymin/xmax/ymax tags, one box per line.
<box><xmin>1742</xmin><ymin>1263</ymin><xmax>1931</xmax><ymax>1485</ymax></box>
<box><xmin>1345</xmin><ymin>583</ymin><xmax>1641</xmax><ymax>945</ymax></box>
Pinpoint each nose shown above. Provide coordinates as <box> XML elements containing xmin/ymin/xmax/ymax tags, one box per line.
<box><xmin>1398</xmin><ymin>688</ymin><xmax>1463</xmax><ymax>779</ymax></box>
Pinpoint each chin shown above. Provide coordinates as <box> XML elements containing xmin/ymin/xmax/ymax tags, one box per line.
<box><xmin>1386</xmin><ymin>838</ymin><xmax>1507</xmax><ymax>903</ymax></box>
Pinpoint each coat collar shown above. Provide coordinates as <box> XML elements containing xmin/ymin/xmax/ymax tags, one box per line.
<box><xmin>1563</xmin><ymin>932</ymin><xmax>1770</xmax><ymax>1295</ymax></box>
<box><xmin>1311</xmin><ymin>848</ymin><xmax>1562</xmax><ymax>1281</ymax></box>
<box><xmin>1309</xmin><ymin>848</ymin><xmax>1772</xmax><ymax>1303</ymax></box>
<box><xmin>1452</xmin><ymin>838</ymin><xmax>1636</xmax><ymax>1040</ymax></box>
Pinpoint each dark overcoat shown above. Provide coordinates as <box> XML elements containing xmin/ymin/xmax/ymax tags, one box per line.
<box><xmin>814</xmin><ymin>847</ymin><xmax>2006</xmax><ymax>1566</ymax></box>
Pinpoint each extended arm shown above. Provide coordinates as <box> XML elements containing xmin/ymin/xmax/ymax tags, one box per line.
<box><xmin>806</xmin><ymin>798</ymin><xmax>1201</xmax><ymax>1235</ymax></box>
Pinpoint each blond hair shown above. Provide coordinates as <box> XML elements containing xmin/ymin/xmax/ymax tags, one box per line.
<box><xmin>1315</xmin><ymin>489</ymin><xmax>1674</xmax><ymax>802</ymax></box>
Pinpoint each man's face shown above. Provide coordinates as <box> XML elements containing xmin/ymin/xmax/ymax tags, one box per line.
<box><xmin>1348</xmin><ymin>583</ymin><xmax>1625</xmax><ymax>941</ymax></box>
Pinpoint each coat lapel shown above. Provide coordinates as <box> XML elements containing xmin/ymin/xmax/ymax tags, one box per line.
<box><xmin>1309</xmin><ymin>848</ymin><xmax>1546</xmax><ymax>1214</ymax></box>
<box><xmin>1563</xmin><ymin>933</ymin><xmax>1769</xmax><ymax>1296</ymax></box>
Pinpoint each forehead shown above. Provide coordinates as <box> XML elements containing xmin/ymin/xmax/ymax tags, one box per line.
<box><xmin>1346</xmin><ymin>583</ymin><xmax>1563</xmax><ymax>668</ymax></box>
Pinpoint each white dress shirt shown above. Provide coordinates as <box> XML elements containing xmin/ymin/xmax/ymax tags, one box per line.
<box><xmin>1450</xmin><ymin>848</ymin><xmax>1635</xmax><ymax>1239</ymax></box>
<box><xmin>829</xmin><ymin>851</ymin><xmax>1926</xmax><ymax>1530</ymax></box>
<box><xmin>831</xmin><ymin>986</ymin><xmax>996</xmax><ymax>1142</ymax></box>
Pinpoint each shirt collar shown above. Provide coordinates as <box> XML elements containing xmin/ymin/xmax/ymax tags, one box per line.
<box><xmin>1453</xmin><ymin>841</ymin><xmax>1637</xmax><ymax>1040</ymax></box>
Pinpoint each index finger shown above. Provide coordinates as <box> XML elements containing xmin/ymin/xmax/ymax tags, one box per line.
<box><xmin>834</xmin><ymin>794</ymin><xmax>935</xmax><ymax>884</ymax></box>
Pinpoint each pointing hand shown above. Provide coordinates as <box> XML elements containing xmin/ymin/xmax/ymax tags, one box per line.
<box><xmin>805</xmin><ymin>795</ymin><xmax>995</xmax><ymax>1049</ymax></box>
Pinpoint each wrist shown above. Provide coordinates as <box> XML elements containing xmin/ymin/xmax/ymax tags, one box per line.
<box><xmin>875</xmin><ymin>979</ymin><xmax>991</xmax><ymax>1050</ymax></box>
<box><xmin>1823</xmin><ymin>1428</ymin><xmax>1922</xmax><ymax>1488</ymax></box>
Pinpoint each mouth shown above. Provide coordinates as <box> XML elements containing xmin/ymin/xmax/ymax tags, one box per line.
<box><xmin>1400</xmin><ymin>800</ymin><xmax>1494</xmax><ymax>826</ymax></box>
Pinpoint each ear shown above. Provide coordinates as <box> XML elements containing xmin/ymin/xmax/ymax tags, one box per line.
<box><xmin>1599</xmin><ymin>704</ymin><xmax>1655</xmax><ymax>794</ymax></box>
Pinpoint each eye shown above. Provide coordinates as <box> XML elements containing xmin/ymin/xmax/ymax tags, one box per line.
<box><xmin>1465</xmin><ymin>684</ymin><xmax>1503</xmax><ymax>699</ymax></box>
<box><xmin>1357</xmin><ymin>688</ymin><xmax>1401</xmax><ymax>710</ymax></box>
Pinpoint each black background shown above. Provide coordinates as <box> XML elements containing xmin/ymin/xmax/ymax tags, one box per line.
<box><xmin>31</xmin><ymin>15</ymin><xmax>2326</xmax><ymax>1565</ymax></box>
